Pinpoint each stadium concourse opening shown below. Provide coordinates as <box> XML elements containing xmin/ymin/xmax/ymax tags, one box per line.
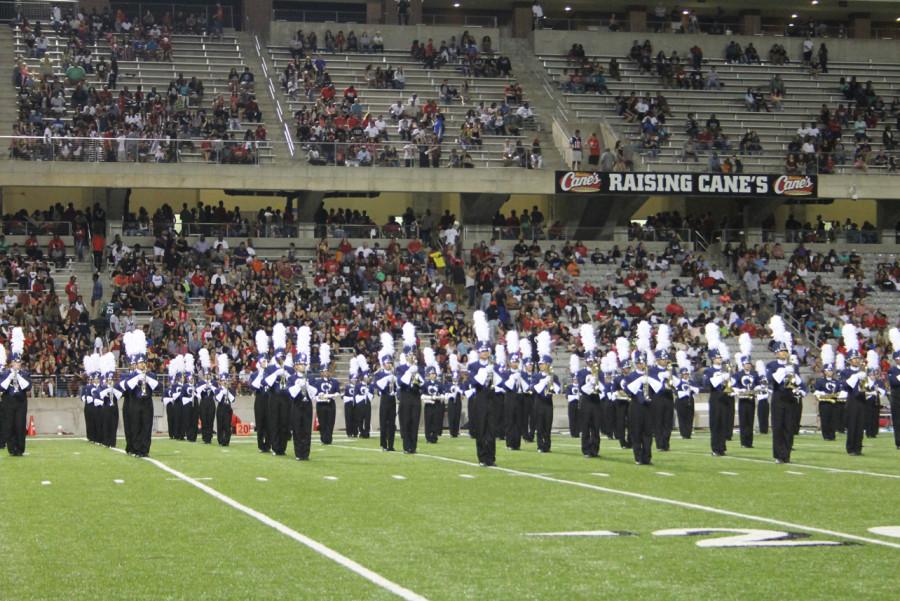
<box><xmin>3</xmin><ymin>1</ymin><xmax>900</xmax><ymax>598</ymax></box>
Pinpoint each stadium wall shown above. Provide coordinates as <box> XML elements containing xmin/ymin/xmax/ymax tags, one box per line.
<box><xmin>22</xmin><ymin>395</ymin><xmax>823</xmax><ymax>438</ymax></box>
<box><xmin>269</xmin><ymin>23</ymin><xmax>502</xmax><ymax>51</ymax></box>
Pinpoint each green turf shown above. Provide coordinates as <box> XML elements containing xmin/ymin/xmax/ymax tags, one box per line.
<box><xmin>2</xmin><ymin>430</ymin><xmax>898</xmax><ymax>601</ymax></box>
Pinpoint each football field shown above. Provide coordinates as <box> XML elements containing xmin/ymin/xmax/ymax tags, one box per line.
<box><xmin>2</xmin><ymin>430</ymin><xmax>899</xmax><ymax>600</ymax></box>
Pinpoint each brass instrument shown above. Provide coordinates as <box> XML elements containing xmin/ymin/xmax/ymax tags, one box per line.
<box><xmin>12</xmin><ymin>369</ymin><xmax>19</xmax><ymax>393</ymax></box>
<box><xmin>140</xmin><ymin>372</ymin><xmax>148</xmax><ymax>396</ymax></box>
<box><xmin>722</xmin><ymin>364</ymin><xmax>733</xmax><ymax>395</ymax></box>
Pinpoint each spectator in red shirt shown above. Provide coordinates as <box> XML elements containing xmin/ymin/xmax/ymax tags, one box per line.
<box><xmin>65</xmin><ymin>276</ymin><xmax>78</xmax><ymax>304</ymax></box>
<box><xmin>48</xmin><ymin>233</ymin><xmax>67</xmax><ymax>267</ymax></box>
<box><xmin>587</xmin><ymin>132</ymin><xmax>601</xmax><ymax>167</ymax></box>
<box><xmin>25</xmin><ymin>234</ymin><xmax>42</xmax><ymax>260</ymax></box>
<box><xmin>665</xmin><ymin>298</ymin><xmax>685</xmax><ymax>316</ymax></box>
<box><xmin>91</xmin><ymin>232</ymin><xmax>106</xmax><ymax>270</ymax></box>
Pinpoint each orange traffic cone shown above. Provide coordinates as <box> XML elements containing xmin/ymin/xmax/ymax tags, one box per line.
<box><xmin>313</xmin><ymin>413</ymin><xmax>319</xmax><ymax>432</ymax></box>
<box><xmin>26</xmin><ymin>416</ymin><xmax>37</xmax><ymax>436</ymax></box>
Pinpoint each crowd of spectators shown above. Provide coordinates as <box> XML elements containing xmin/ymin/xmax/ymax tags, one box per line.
<box><xmin>11</xmin><ymin>6</ymin><xmax>261</xmax><ymax>164</ymax></box>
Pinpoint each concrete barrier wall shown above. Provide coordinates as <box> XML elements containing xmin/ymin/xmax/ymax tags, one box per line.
<box><xmin>21</xmin><ymin>395</ymin><xmax>822</xmax><ymax>438</ymax></box>
<box><xmin>532</xmin><ymin>29</ymin><xmax>900</xmax><ymax>65</ymax></box>
<box><xmin>269</xmin><ymin>23</ymin><xmax>502</xmax><ymax>53</ymax></box>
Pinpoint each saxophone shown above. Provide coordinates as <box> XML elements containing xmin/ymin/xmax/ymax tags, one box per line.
<box><xmin>141</xmin><ymin>372</ymin><xmax>148</xmax><ymax>396</ymax></box>
<box><xmin>642</xmin><ymin>369</ymin><xmax>650</xmax><ymax>401</ymax></box>
<box><xmin>12</xmin><ymin>368</ymin><xmax>19</xmax><ymax>393</ymax></box>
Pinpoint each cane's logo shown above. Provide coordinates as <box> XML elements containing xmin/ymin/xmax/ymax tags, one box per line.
<box><xmin>559</xmin><ymin>171</ymin><xmax>602</xmax><ymax>193</ymax></box>
<box><xmin>773</xmin><ymin>175</ymin><xmax>814</xmax><ymax>196</ymax></box>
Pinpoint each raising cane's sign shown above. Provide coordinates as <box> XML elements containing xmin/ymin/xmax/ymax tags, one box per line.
<box><xmin>555</xmin><ymin>171</ymin><xmax>817</xmax><ymax>197</ymax></box>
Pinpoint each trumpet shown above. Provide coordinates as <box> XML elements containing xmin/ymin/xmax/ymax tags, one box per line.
<box><xmin>723</xmin><ymin>369</ymin><xmax>733</xmax><ymax>396</ymax></box>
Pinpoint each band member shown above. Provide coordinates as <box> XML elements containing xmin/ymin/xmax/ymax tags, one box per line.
<box><xmin>732</xmin><ymin>333</ymin><xmax>761</xmax><ymax>449</ymax></box>
<box><xmin>813</xmin><ymin>344</ymin><xmax>841</xmax><ymax>441</ymax></box>
<box><xmin>396</xmin><ymin>323</ymin><xmax>423</xmax><ymax>454</ymax></box>
<box><xmin>355</xmin><ymin>355</ymin><xmax>373</xmax><ymax>438</ymax></box>
<box><xmin>1</xmin><ymin>328</ymin><xmax>32</xmax><ymax>456</ymax></box>
<box><xmin>0</xmin><ymin>344</ymin><xmax>5</xmax><ymax>451</ymax></box>
<box><xmin>251</xmin><ymin>330</ymin><xmax>270</xmax><ymax>452</ymax></box>
<box><xmin>344</xmin><ymin>357</ymin><xmax>359</xmax><ymax>438</ymax></box>
<box><xmin>422</xmin><ymin>347</ymin><xmax>446</xmax><ymax>444</ymax></box>
<box><xmin>312</xmin><ymin>343</ymin><xmax>340</xmax><ymax>445</ymax></box>
<box><xmin>863</xmin><ymin>349</ymin><xmax>885</xmax><ymax>440</ymax></box>
<box><xmin>446</xmin><ymin>353</ymin><xmax>467</xmax><ymax>438</ymax></box>
<box><xmin>673</xmin><ymin>351</ymin><xmax>697</xmax><ymax>438</ymax></box>
<box><xmin>162</xmin><ymin>355</ymin><xmax>180</xmax><ymax>440</ymax></box>
<box><xmin>181</xmin><ymin>353</ymin><xmax>198</xmax><ymax>442</ymax></box>
<box><xmin>519</xmin><ymin>338</ymin><xmax>536</xmax><ymax>444</ymax></box>
<box><xmin>577</xmin><ymin>324</ymin><xmax>603</xmax><ymax>457</ymax></box>
<box><xmin>288</xmin><ymin>326</ymin><xmax>313</xmax><ymax>460</ymax></box>
<box><xmin>215</xmin><ymin>353</ymin><xmax>235</xmax><ymax>447</ymax></box>
<box><xmin>704</xmin><ymin>323</ymin><xmax>734</xmax><ymax>457</ymax></box>
<box><xmin>119</xmin><ymin>330</ymin><xmax>158</xmax><ymax>458</ymax></box>
<box><xmin>888</xmin><ymin>328</ymin><xmax>900</xmax><ymax>450</ymax></box>
<box><xmin>623</xmin><ymin>329</ymin><xmax>654</xmax><ymax>466</ymax></box>
<box><xmin>500</xmin><ymin>331</ymin><xmax>523</xmax><ymax>449</ymax></box>
<box><xmin>566</xmin><ymin>357</ymin><xmax>581</xmax><ymax>439</ymax></box>
<box><xmin>650</xmin><ymin>324</ymin><xmax>675</xmax><ymax>451</ymax></box>
<box><xmin>374</xmin><ymin>333</ymin><xmax>398</xmax><ymax>452</ymax></box>
<box><xmin>470</xmin><ymin>311</ymin><xmax>496</xmax><ymax>466</ymax></box>
<box><xmin>81</xmin><ymin>353</ymin><xmax>100</xmax><ymax>444</ymax></box>
<box><xmin>264</xmin><ymin>323</ymin><xmax>294</xmax><ymax>456</ymax></box>
<box><xmin>600</xmin><ymin>351</ymin><xmax>618</xmax><ymax>439</ymax></box>
<box><xmin>755</xmin><ymin>359</ymin><xmax>770</xmax><ymax>434</ymax></box>
<box><xmin>533</xmin><ymin>331</ymin><xmax>560</xmax><ymax>453</ymax></box>
<box><xmin>197</xmin><ymin>349</ymin><xmax>216</xmax><ymax>445</ymax></box>
<box><xmin>613</xmin><ymin>337</ymin><xmax>633</xmax><ymax>449</ymax></box>
<box><xmin>491</xmin><ymin>342</ymin><xmax>507</xmax><ymax>441</ymax></box>
<box><xmin>766</xmin><ymin>317</ymin><xmax>803</xmax><ymax>464</ymax></box>
<box><xmin>99</xmin><ymin>351</ymin><xmax>120</xmax><ymax>448</ymax></box>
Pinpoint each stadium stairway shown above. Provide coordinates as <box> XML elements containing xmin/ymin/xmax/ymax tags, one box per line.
<box><xmin>0</xmin><ymin>28</ymin><xmax>20</xmax><ymax>144</ymax></box>
<box><xmin>235</xmin><ymin>30</ymin><xmax>288</xmax><ymax>163</ymax></box>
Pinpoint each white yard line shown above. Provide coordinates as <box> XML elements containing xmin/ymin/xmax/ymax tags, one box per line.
<box><xmin>330</xmin><ymin>444</ymin><xmax>900</xmax><ymax>550</ymax></box>
<box><xmin>109</xmin><ymin>448</ymin><xmax>428</xmax><ymax>601</ymax></box>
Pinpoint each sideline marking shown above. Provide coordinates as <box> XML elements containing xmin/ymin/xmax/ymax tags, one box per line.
<box><xmin>786</xmin><ymin>471</ymin><xmax>806</xmax><ymax>476</ymax></box>
<box><xmin>591</xmin><ymin>472</ymin><xmax>610</xmax><ymax>477</ymax></box>
<box><xmin>459</xmin><ymin>474</ymin><xmax>475</xmax><ymax>479</ymax></box>
<box><xmin>868</xmin><ymin>526</ymin><xmax>900</xmax><ymax>539</ymax></box>
<box><xmin>255</xmin><ymin>477</ymin><xmax>269</xmax><ymax>482</ymax></box>
<box><xmin>114</xmin><ymin>479</ymin><xmax>125</xmax><ymax>484</ymax></box>
<box><xmin>331</xmin><ymin>444</ymin><xmax>900</xmax><ymax>550</ymax></box>
<box><xmin>392</xmin><ymin>475</ymin><xmax>407</xmax><ymax>480</ymax></box>
<box><xmin>719</xmin><ymin>471</ymin><xmax>739</xmax><ymax>476</ymax></box>
<box><xmin>324</xmin><ymin>476</ymin><xmax>339</xmax><ymax>481</ymax></box>
<box><xmin>41</xmin><ymin>480</ymin><xmax>51</xmax><ymax>485</ymax></box>
<box><xmin>110</xmin><ymin>448</ymin><xmax>428</xmax><ymax>601</ymax></box>
<box><xmin>526</xmin><ymin>530</ymin><xmax>621</xmax><ymax>537</ymax></box>
<box><xmin>656</xmin><ymin>471</ymin><xmax>675</xmax><ymax>477</ymax></box>
<box><xmin>672</xmin><ymin>450</ymin><xmax>900</xmax><ymax>480</ymax></box>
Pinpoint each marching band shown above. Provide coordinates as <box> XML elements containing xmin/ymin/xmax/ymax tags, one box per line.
<box><xmin>3</xmin><ymin>313</ymin><xmax>897</xmax><ymax>466</ymax></box>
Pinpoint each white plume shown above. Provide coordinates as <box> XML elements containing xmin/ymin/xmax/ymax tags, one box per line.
<box><xmin>168</xmin><ymin>357</ymin><xmax>180</xmax><ymax>379</ymax></box>
<box><xmin>0</xmin><ymin>344</ymin><xmax>6</xmax><ymax>366</ymax></box>
<box><xmin>133</xmin><ymin>329</ymin><xmax>147</xmax><ymax>356</ymax></box>
<box><xmin>655</xmin><ymin>324</ymin><xmax>671</xmax><ymax>352</ymax></box>
<box><xmin>605</xmin><ymin>350</ymin><xmax>619</xmax><ymax>372</ymax></box>
<box><xmin>718</xmin><ymin>342</ymin><xmax>731</xmax><ymax>362</ymax></box>
<box><xmin>184</xmin><ymin>353</ymin><xmax>195</xmax><ymax>374</ymax></box>
<box><xmin>569</xmin><ymin>354</ymin><xmax>579</xmax><ymax>375</ymax></box>
<box><xmin>319</xmin><ymin>343</ymin><xmax>331</xmax><ymax>368</ymax></box>
<box><xmin>495</xmin><ymin>343</ymin><xmax>506</xmax><ymax>365</ymax></box>
<box><xmin>820</xmin><ymin>344</ymin><xmax>834</xmax><ymax>366</ymax></box>
<box><xmin>217</xmin><ymin>353</ymin><xmax>229</xmax><ymax>377</ymax></box>
<box><xmin>466</xmin><ymin>349</ymin><xmax>478</xmax><ymax>365</ymax></box>
<box><xmin>402</xmin><ymin>322</ymin><xmax>416</xmax><ymax>348</ymax></box>
<box><xmin>835</xmin><ymin>353</ymin><xmax>846</xmax><ymax>371</ymax></box>
<box><xmin>506</xmin><ymin>330</ymin><xmax>520</xmax><ymax>356</ymax></box>
<box><xmin>676</xmin><ymin>350</ymin><xmax>691</xmax><ymax>371</ymax></box>
<box><xmin>841</xmin><ymin>323</ymin><xmax>858</xmax><ymax>354</ymax></box>
<box><xmin>739</xmin><ymin>332</ymin><xmax>752</xmax><ymax>357</ymax></box>
<box><xmin>83</xmin><ymin>354</ymin><xmax>94</xmax><ymax>374</ymax></box>
<box><xmin>519</xmin><ymin>338</ymin><xmax>533</xmax><ymax>363</ymax></box>
<box><xmin>768</xmin><ymin>315</ymin><xmax>786</xmax><ymax>340</ymax></box>
<box><xmin>12</xmin><ymin>326</ymin><xmax>25</xmax><ymax>356</ymax></box>
<box><xmin>297</xmin><ymin>326</ymin><xmax>311</xmax><ymax>360</ymax></box>
<box><xmin>636</xmin><ymin>321</ymin><xmax>652</xmax><ymax>353</ymax></box>
<box><xmin>866</xmin><ymin>349</ymin><xmax>879</xmax><ymax>371</ymax></box>
<box><xmin>255</xmin><ymin>330</ymin><xmax>269</xmax><ymax>355</ymax></box>
<box><xmin>272</xmin><ymin>322</ymin><xmax>287</xmax><ymax>350</ymax></box>
<box><xmin>349</xmin><ymin>356</ymin><xmax>359</xmax><ymax>378</ymax></box>
<box><xmin>101</xmin><ymin>352</ymin><xmax>116</xmax><ymax>375</ymax></box>
<box><xmin>536</xmin><ymin>331</ymin><xmax>552</xmax><ymax>359</ymax></box>
<box><xmin>755</xmin><ymin>359</ymin><xmax>767</xmax><ymax>377</ymax></box>
<box><xmin>890</xmin><ymin>327</ymin><xmax>900</xmax><ymax>354</ymax></box>
<box><xmin>199</xmin><ymin>348</ymin><xmax>211</xmax><ymax>372</ymax></box>
<box><xmin>473</xmin><ymin>310</ymin><xmax>490</xmax><ymax>343</ymax></box>
<box><xmin>94</xmin><ymin>337</ymin><xmax>103</xmax><ymax>353</ymax></box>
<box><xmin>449</xmin><ymin>353</ymin><xmax>459</xmax><ymax>374</ymax></box>
<box><xmin>423</xmin><ymin>347</ymin><xmax>437</xmax><ymax>369</ymax></box>
<box><xmin>579</xmin><ymin>324</ymin><xmax>597</xmax><ymax>353</ymax></box>
<box><xmin>379</xmin><ymin>332</ymin><xmax>394</xmax><ymax>361</ymax></box>
<box><xmin>357</xmin><ymin>354</ymin><xmax>370</xmax><ymax>373</ymax></box>
<box><xmin>615</xmin><ymin>337</ymin><xmax>630</xmax><ymax>362</ymax></box>
<box><xmin>704</xmin><ymin>322</ymin><xmax>720</xmax><ymax>350</ymax></box>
